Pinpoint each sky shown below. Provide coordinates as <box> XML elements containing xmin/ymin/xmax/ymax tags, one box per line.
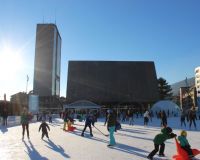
<box><xmin>0</xmin><ymin>0</ymin><xmax>200</xmax><ymax>100</ymax></box>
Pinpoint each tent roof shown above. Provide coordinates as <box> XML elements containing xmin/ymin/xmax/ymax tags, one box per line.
<box><xmin>64</xmin><ymin>100</ymin><xmax>101</xmax><ymax>109</ymax></box>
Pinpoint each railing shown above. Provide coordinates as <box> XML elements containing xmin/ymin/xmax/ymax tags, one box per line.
<box><xmin>0</xmin><ymin>115</ymin><xmax>37</xmax><ymax>126</ymax></box>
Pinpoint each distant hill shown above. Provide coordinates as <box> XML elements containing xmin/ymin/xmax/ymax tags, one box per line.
<box><xmin>171</xmin><ymin>77</ymin><xmax>195</xmax><ymax>96</ymax></box>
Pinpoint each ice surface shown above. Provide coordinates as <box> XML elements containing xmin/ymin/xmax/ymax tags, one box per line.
<box><xmin>0</xmin><ymin>117</ymin><xmax>200</xmax><ymax>160</ymax></box>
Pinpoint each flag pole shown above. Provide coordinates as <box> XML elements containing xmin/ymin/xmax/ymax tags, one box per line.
<box><xmin>26</xmin><ymin>75</ymin><xmax>29</xmax><ymax>94</ymax></box>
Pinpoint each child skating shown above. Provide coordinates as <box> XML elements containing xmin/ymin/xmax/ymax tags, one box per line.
<box><xmin>147</xmin><ymin>126</ymin><xmax>177</xmax><ymax>160</ymax></box>
<box><xmin>178</xmin><ymin>130</ymin><xmax>194</xmax><ymax>158</ymax></box>
<box><xmin>39</xmin><ymin>120</ymin><xmax>50</xmax><ymax>140</ymax></box>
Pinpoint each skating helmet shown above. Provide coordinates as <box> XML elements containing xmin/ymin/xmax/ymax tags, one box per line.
<box><xmin>180</xmin><ymin>130</ymin><xmax>187</xmax><ymax>137</ymax></box>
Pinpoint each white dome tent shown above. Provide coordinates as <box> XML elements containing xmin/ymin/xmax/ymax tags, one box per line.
<box><xmin>64</xmin><ymin>100</ymin><xmax>101</xmax><ymax>110</ymax></box>
<box><xmin>151</xmin><ymin>100</ymin><xmax>181</xmax><ymax>117</ymax></box>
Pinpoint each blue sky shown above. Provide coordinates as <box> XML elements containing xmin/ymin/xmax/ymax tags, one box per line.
<box><xmin>0</xmin><ymin>0</ymin><xmax>200</xmax><ymax>99</ymax></box>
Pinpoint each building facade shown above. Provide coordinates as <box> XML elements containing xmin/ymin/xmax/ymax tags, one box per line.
<box><xmin>67</xmin><ymin>61</ymin><xmax>159</xmax><ymax>108</ymax></box>
<box><xmin>33</xmin><ymin>24</ymin><xmax>61</xmax><ymax>97</ymax></box>
<box><xmin>9</xmin><ymin>92</ymin><xmax>28</xmax><ymax>115</ymax></box>
<box><xmin>195</xmin><ymin>67</ymin><xmax>200</xmax><ymax>111</ymax></box>
<box><xmin>195</xmin><ymin>67</ymin><xmax>200</xmax><ymax>97</ymax></box>
<box><xmin>179</xmin><ymin>86</ymin><xmax>197</xmax><ymax>112</ymax></box>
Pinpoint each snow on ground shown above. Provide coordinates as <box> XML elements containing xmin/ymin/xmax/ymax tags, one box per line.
<box><xmin>0</xmin><ymin>117</ymin><xmax>200</xmax><ymax>160</ymax></box>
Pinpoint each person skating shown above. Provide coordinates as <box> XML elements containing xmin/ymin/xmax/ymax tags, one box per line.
<box><xmin>107</xmin><ymin>109</ymin><xmax>117</xmax><ymax>147</ymax></box>
<box><xmin>63</xmin><ymin>112</ymin><xmax>68</xmax><ymax>130</ymax></box>
<box><xmin>144</xmin><ymin>110</ymin><xmax>150</xmax><ymax>126</ymax></box>
<box><xmin>178</xmin><ymin>130</ymin><xmax>194</xmax><ymax>158</ymax></box>
<box><xmin>36</xmin><ymin>112</ymin><xmax>39</xmax><ymax>121</ymax></box>
<box><xmin>147</xmin><ymin>126</ymin><xmax>177</xmax><ymax>160</ymax></box>
<box><xmin>81</xmin><ymin>113</ymin><xmax>94</xmax><ymax>137</ymax></box>
<box><xmin>188</xmin><ymin>106</ymin><xmax>197</xmax><ymax>129</ymax></box>
<box><xmin>104</xmin><ymin>110</ymin><xmax>108</xmax><ymax>126</ymax></box>
<box><xmin>21</xmin><ymin>108</ymin><xmax>30</xmax><ymax>140</ymax></box>
<box><xmin>161</xmin><ymin>110</ymin><xmax>167</xmax><ymax>127</ymax></box>
<box><xmin>180</xmin><ymin>112</ymin><xmax>186</xmax><ymax>127</ymax></box>
<box><xmin>39</xmin><ymin>120</ymin><xmax>50</xmax><ymax>139</ymax></box>
<box><xmin>128</xmin><ymin>109</ymin><xmax>134</xmax><ymax>125</ymax></box>
<box><xmin>2</xmin><ymin>108</ymin><xmax>8</xmax><ymax>126</ymax></box>
<box><xmin>48</xmin><ymin>112</ymin><xmax>52</xmax><ymax>123</ymax></box>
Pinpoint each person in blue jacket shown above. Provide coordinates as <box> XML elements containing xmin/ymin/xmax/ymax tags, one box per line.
<box><xmin>81</xmin><ymin>113</ymin><xmax>94</xmax><ymax>137</ymax></box>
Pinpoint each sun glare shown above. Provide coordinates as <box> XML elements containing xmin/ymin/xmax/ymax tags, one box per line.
<box><xmin>0</xmin><ymin>44</ymin><xmax>24</xmax><ymax>78</ymax></box>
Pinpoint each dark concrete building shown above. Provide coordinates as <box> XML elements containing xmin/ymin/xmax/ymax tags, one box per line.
<box><xmin>67</xmin><ymin>61</ymin><xmax>159</xmax><ymax>107</ymax></box>
<box><xmin>33</xmin><ymin>24</ymin><xmax>61</xmax><ymax>97</ymax></box>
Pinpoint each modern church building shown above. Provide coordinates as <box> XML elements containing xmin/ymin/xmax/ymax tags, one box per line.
<box><xmin>66</xmin><ymin>61</ymin><xmax>159</xmax><ymax>108</ymax></box>
<box><xmin>33</xmin><ymin>24</ymin><xmax>62</xmax><ymax>111</ymax></box>
<box><xmin>33</xmin><ymin>24</ymin><xmax>61</xmax><ymax>97</ymax></box>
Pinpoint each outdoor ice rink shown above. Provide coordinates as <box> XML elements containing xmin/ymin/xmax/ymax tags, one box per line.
<box><xmin>0</xmin><ymin>117</ymin><xmax>200</xmax><ymax>160</ymax></box>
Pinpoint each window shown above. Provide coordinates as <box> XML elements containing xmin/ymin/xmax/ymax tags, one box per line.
<box><xmin>56</xmin><ymin>79</ymin><xmax>60</xmax><ymax>96</ymax></box>
<box><xmin>56</xmin><ymin>35</ymin><xmax>61</xmax><ymax>77</ymax></box>
<box><xmin>52</xmin><ymin>27</ymin><xmax>57</xmax><ymax>95</ymax></box>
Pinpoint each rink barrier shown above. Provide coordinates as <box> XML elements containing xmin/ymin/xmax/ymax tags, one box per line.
<box><xmin>5</xmin><ymin>115</ymin><xmax>37</xmax><ymax>126</ymax></box>
<box><xmin>1</xmin><ymin>114</ymin><xmax>59</xmax><ymax>126</ymax></box>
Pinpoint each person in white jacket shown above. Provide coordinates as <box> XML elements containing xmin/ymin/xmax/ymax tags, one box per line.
<box><xmin>144</xmin><ymin>111</ymin><xmax>150</xmax><ymax>126</ymax></box>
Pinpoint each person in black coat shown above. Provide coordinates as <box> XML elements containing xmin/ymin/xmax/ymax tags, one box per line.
<box><xmin>81</xmin><ymin>113</ymin><xmax>94</xmax><ymax>137</ymax></box>
<box><xmin>161</xmin><ymin>111</ymin><xmax>167</xmax><ymax>127</ymax></box>
<box><xmin>188</xmin><ymin>106</ymin><xmax>197</xmax><ymax>129</ymax></box>
<box><xmin>2</xmin><ymin>108</ymin><xmax>8</xmax><ymax>126</ymax></box>
<box><xmin>180</xmin><ymin>112</ymin><xmax>186</xmax><ymax>127</ymax></box>
<box><xmin>39</xmin><ymin>120</ymin><xmax>50</xmax><ymax>139</ymax></box>
<box><xmin>104</xmin><ymin>110</ymin><xmax>108</xmax><ymax>126</ymax></box>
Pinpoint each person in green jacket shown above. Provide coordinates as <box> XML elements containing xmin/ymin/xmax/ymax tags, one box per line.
<box><xmin>21</xmin><ymin>107</ymin><xmax>30</xmax><ymax>140</ymax></box>
<box><xmin>178</xmin><ymin>130</ymin><xmax>194</xmax><ymax>158</ymax></box>
<box><xmin>147</xmin><ymin>127</ymin><xmax>177</xmax><ymax>160</ymax></box>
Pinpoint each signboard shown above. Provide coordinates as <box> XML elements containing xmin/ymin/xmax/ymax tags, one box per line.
<box><xmin>28</xmin><ymin>95</ymin><xmax>39</xmax><ymax>113</ymax></box>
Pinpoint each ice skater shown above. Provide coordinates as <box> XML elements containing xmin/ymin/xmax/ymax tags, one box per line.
<box><xmin>161</xmin><ymin>110</ymin><xmax>167</xmax><ymax>127</ymax></box>
<box><xmin>48</xmin><ymin>112</ymin><xmax>52</xmax><ymax>123</ymax></box>
<box><xmin>81</xmin><ymin>113</ymin><xmax>94</xmax><ymax>137</ymax></box>
<box><xmin>180</xmin><ymin>112</ymin><xmax>186</xmax><ymax>127</ymax></box>
<box><xmin>188</xmin><ymin>106</ymin><xmax>197</xmax><ymax>129</ymax></box>
<box><xmin>39</xmin><ymin>119</ymin><xmax>50</xmax><ymax>139</ymax></box>
<box><xmin>107</xmin><ymin>109</ymin><xmax>117</xmax><ymax>147</ymax></box>
<box><xmin>2</xmin><ymin>108</ymin><xmax>8</xmax><ymax>126</ymax></box>
<box><xmin>21</xmin><ymin>108</ymin><xmax>30</xmax><ymax>140</ymax></box>
<box><xmin>147</xmin><ymin>126</ymin><xmax>177</xmax><ymax>160</ymax></box>
<box><xmin>178</xmin><ymin>130</ymin><xmax>194</xmax><ymax>158</ymax></box>
<box><xmin>104</xmin><ymin>110</ymin><xmax>108</xmax><ymax>126</ymax></box>
<box><xmin>144</xmin><ymin>110</ymin><xmax>150</xmax><ymax>126</ymax></box>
